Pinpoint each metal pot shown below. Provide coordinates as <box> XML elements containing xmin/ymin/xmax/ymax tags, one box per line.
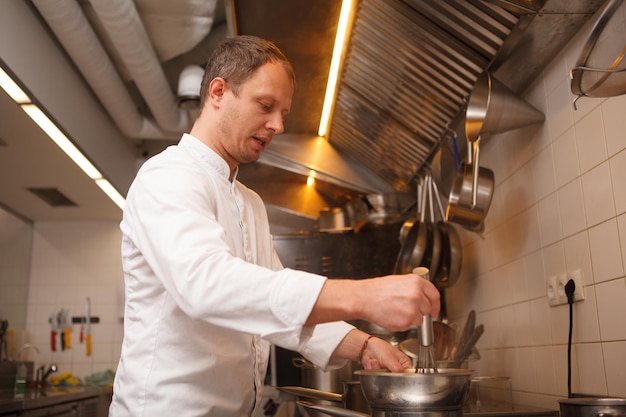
<box><xmin>356</xmin><ymin>368</ymin><xmax>473</xmax><ymax>411</ymax></box>
<box><xmin>292</xmin><ymin>357</ymin><xmax>357</xmax><ymax>417</ymax></box>
<box><xmin>446</xmin><ymin>138</ymin><xmax>494</xmax><ymax>230</ymax></box>
<box><xmin>559</xmin><ymin>397</ymin><xmax>626</xmax><ymax>417</ymax></box>
<box><xmin>298</xmin><ymin>368</ymin><xmax>473</xmax><ymax>417</ymax></box>
<box><xmin>278</xmin><ymin>382</ymin><xmax>370</xmax><ymax>414</ymax></box>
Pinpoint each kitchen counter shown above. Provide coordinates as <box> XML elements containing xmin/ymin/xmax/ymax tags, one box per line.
<box><xmin>0</xmin><ymin>386</ymin><xmax>112</xmax><ymax>415</ymax></box>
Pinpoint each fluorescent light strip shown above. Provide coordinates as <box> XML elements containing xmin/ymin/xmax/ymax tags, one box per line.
<box><xmin>0</xmin><ymin>66</ymin><xmax>125</xmax><ymax>210</ymax></box>
<box><xmin>318</xmin><ymin>0</ymin><xmax>355</xmax><ymax>137</ymax></box>
<box><xmin>96</xmin><ymin>179</ymin><xmax>125</xmax><ymax>210</ymax></box>
<box><xmin>21</xmin><ymin>104</ymin><xmax>102</xmax><ymax>179</ymax></box>
<box><xmin>0</xmin><ymin>67</ymin><xmax>30</xmax><ymax>103</ymax></box>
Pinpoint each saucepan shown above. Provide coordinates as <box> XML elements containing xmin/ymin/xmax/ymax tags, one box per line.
<box><xmin>298</xmin><ymin>368</ymin><xmax>474</xmax><ymax>417</ymax></box>
<box><xmin>559</xmin><ymin>397</ymin><xmax>626</xmax><ymax>417</ymax></box>
<box><xmin>278</xmin><ymin>382</ymin><xmax>370</xmax><ymax>414</ymax></box>
<box><xmin>446</xmin><ymin>136</ymin><xmax>494</xmax><ymax>230</ymax></box>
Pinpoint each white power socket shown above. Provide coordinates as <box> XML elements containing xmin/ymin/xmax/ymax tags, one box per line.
<box><xmin>565</xmin><ymin>269</ymin><xmax>585</xmax><ymax>302</ymax></box>
<box><xmin>547</xmin><ymin>269</ymin><xmax>584</xmax><ymax>307</ymax></box>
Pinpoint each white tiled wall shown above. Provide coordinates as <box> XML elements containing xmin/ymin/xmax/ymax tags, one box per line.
<box><xmin>445</xmin><ymin>8</ymin><xmax>626</xmax><ymax>410</ymax></box>
<box><xmin>24</xmin><ymin>221</ymin><xmax>124</xmax><ymax>380</ymax></box>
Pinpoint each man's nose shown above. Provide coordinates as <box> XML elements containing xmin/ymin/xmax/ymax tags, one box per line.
<box><xmin>268</xmin><ymin>112</ymin><xmax>285</xmax><ymax>134</ymax></box>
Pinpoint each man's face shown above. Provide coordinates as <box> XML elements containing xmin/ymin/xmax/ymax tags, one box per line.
<box><xmin>217</xmin><ymin>62</ymin><xmax>294</xmax><ymax>166</ymax></box>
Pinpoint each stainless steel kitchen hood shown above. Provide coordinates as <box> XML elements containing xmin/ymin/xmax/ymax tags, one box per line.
<box><xmin>233</xmin><ymin>0</ymin><xmax>607</xmax><ymax>196</ymax></box>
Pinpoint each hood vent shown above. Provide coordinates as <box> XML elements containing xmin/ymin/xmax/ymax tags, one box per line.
<box><xmin>27</xmin><ymin>187</ymin><xmax>77</xmax><ymax>207</ymax></box>
<box><xmin>328</xmin><ymin>0</ymin><xmax>518</xmax><ymax>191</ymax></box>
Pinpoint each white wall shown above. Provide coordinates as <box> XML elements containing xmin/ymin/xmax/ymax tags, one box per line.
<box><xmin>445</xmin><ymin>7</ymin><xmax>626</xmax><ymax>410</ymax></box>
<box><xmin>25</xmin><ymin>221</ymin><xmax>124</xmax><ymax>380</ymax></box>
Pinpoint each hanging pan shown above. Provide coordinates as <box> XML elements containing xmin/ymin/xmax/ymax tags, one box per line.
<box><xmin>446</xmin><ymin>136</ymin><xmax>494</xmax><ymax>230</ymax></box>
<box><xmin>431</xmin><ymin>179</ymin><xmax>462</xmax><ymax>290</ymax></box>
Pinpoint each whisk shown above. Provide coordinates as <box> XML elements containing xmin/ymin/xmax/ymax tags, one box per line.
<box><xmin>413</xmin><ymin>267</ymin><xmax>438</xmax><ymax>374</ymax></box>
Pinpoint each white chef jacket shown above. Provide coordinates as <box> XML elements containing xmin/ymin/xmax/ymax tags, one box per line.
<box><xmin>109</xmin><ymin>134</ymin><xmax>355</xmax><ymax>417</ymax></box>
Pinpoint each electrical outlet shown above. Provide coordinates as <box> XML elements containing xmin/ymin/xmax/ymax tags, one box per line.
<box><xmin>567</xmin><ymin>269</ymin><xmax>585</xmax><ymax>302</ymax></box>
<box><xmin>556</xmin><ymin>273</ymin><xmax>568</xmax><ymax>304</ymax></box>
<box><xmin>547</xmin><ymin>275</ymin><xmax>559</xmax><ymax>306</ymax></box>
<box><xmin>547</xmin><ymin>270</ymin><xmax>585</xmax><ymax>307</ymax></box>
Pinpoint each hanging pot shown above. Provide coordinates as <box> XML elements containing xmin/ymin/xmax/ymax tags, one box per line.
<box><xmin>446</xmin><ymin>137</ymin><xmax>494</xmax><ymax>230</ymax></box>
<box><xmin>430</xmin><ymin>178</ymin><xmax>462</xmax><ymax>289</ymax></box>
<box><xmin>394</xmin><ymin>179</ymin><xmax>429</xmax><ymax>274</ymax></box>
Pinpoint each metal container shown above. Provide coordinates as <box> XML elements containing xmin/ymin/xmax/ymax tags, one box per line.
<box><xmin>293</xmin><ymin>357</ymin><xmax>357</xmax><ymax>417</ymax></box>
<box><xmin>355</xmin><ymin>368</ymin><xmax>474</xmax><ymax>412</ymax></box>
<box><xmin>559</xmin><ymin>397</ymin><xmax>626</xmax><ymax>417</ymax></box>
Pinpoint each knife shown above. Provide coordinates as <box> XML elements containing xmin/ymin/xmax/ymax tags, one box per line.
<box><xmin>86</xmin><ymin>297</ymin><xmax>92</xmax><ymax>356</ymax></box>
<box><xmin>63</xmin><ymin>309</ymin><xmax>72</xmax><ymax>350</ymax></box>
<box><xmin>49</xmin><ymin>310</ymin><xmax>57</xmax><ymax>352</ymax></box>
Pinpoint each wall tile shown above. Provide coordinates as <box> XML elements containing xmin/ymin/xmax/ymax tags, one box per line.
<box><xmin>602</xmin><ymin>94</ymin><xmax>626</xmax><ymax>156</ymax></box>
<box><xmin>532</xmin><ymin>146</ymin><xmax>558</xmax><ymax>201</ymax></box>
<box><xmin>553</xmin><ymin>344</ymin><xmax>580</xmax><ymax>397</ymax></box>
<box><xmin>619</xmin><ymin>214</ymin><xmax>626</xmax><ymax>268</ymax></box>
<box><xmin>542</xmin><ymin>241</ymin><xmax>566</xmax><ymax>280</ymax></box>
<box><xmin>603</xmin><ymin>341</ymin><xmax>626</xmax><ymax>397</ymax></box>
<box><xmin>552</xmin><ymin>128</ymin><xmax>580</xmax><ymax>188</ymax></box>
<box><xmin>575</xmin><ymin>108</ymin><xmax>608</xmax><ymax>174</ymax></box>
<box><xmin>575</xmin><ymin>343</ymin><xmax>608</xmax><ymax>396</ymax></box>
<box><xmin>573</xmin><ymin>285</ymin><xmax>601</xmax><ymax>343</ymax></box>
<box><xmin>514</xmin><ymin>347</ymin><xmax>537</xmax><ymax>392</ymax></box>
<box><xmin>508</xmin><ymin>258</ymin><xmax>528</xmax><ymax>304</ymax></box>
<box><xmin>538</xmin><ymin>194</ymin><xmax>564</xmax><ymax>247</ymax></box>
<box><xmin>524</xmin><ymin>250</ymin><xmax>545</xmax><ymax>300</ymax></box>
<box><xmin>610</xmin><ymin>150</ymin><xmax>626</xmax><ymax>215</ymax></box>
<box><xmin>581</xmin><ymin>162</ymin><xmax>616</xmax><ymax>226</ymax></box>
<box><xmin>530</xmin><ymin>298</ymin><xmax>553</xmax><ymax>345</ymax></box>
<box><xmin>563</xmin><ymin>231</ymin><xmax>594</xmax><ymax>288</ymax></box>
<box><xmin>533</xmin><ymin>346</ymin><xmax>558</xmax><ymax>396</ymax></box>
<box><xmin>519</xmin><ymin>206</ymin><xmax>542</xmax><ymax>256</ymax></box>
<box><xmin>588</xmin><ymin>219</ymin><xmax>624</xmax><ymax>282</ymax></box>
<box><xmin>558</xmin><ymin>178</ymin><xmax>587</xmax><ymax>237</ymax></box>
<box><xmin>595</xmin><ymin>279</ymin><xmax>626</xmax><ymax>340</ymax></box>
<box><xmin>513</xmin><ymin>302</ymin><xmax>533</xmax><ymax>347</ymax></box>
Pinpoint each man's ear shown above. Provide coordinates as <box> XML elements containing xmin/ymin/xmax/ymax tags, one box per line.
<box><xmin>208</xmin><ymin>77</ymin><xmax>227</xmax><ymax>104</ymax></box>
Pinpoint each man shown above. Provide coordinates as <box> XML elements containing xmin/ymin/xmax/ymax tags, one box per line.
<box><xmin>109</xmin><ymin>35</ymin><xmax>440</xmax><ymax>417</ymax></box>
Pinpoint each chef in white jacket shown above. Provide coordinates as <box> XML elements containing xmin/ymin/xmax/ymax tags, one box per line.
<box><xmin>109</xmin><ymin>35</ymin><xmax>440</xmax><ymax>417</ymax></box>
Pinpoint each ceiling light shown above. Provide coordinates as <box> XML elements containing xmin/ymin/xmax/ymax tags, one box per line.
<box><xmin>0</xmin><ymin>65</ymin><xmax>125</xmax><ymax>211</ymax></box>
<box><xmin>20</xmin><ymin>104</ymin><xmax>102</xmax><ymax>179</ymax></box>
<box><xmin>95</xmin><ymin>179</ymin><xmax>125</xmax><ymax>210</ymax></box>
<box><xmin>318</xmin><ymin>0</ymin><xmax>356</xmax><ymax>137</ymax></box>
<box><xmin>0</xmin><ymin>67</ymin><xmax>30</xmax><ymax>103</ymax></box>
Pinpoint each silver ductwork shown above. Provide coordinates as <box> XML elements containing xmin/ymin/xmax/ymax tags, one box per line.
<box><xmin>30</xmin><ymin>0</ymin><xmax>219</xmax><ymax>140</ymax></box>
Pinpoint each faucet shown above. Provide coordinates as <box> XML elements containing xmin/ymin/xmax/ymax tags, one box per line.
<box><xmin>36</xmin><ymin>363</ymin><xmax>58</xmax><ymax>389</ymax></box>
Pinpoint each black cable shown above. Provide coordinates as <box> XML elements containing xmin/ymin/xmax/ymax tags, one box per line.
<box><xmin>565</xmin><ymin>279</ymin><xmax>576</xmax><ymax>399</ymax></box>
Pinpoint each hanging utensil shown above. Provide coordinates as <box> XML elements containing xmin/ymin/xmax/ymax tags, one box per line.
<box><xmin>86</xmin><ymin>297</ymin><xmax>92</xmax><ymax>356</ymax></box>
<box><xmin>394</xmin><ymin>178</ymin><xmax>428</xmax><ymax>274</ymax></box>
<box><xmin>446</xmin><ymin>136</ymin><xmax>495</xmax><ymax>231</ymax></box>
<box><xmin>431</xmin><ymin>179</ymin><xmax>462</xmax><ymax>289</ymax></box>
